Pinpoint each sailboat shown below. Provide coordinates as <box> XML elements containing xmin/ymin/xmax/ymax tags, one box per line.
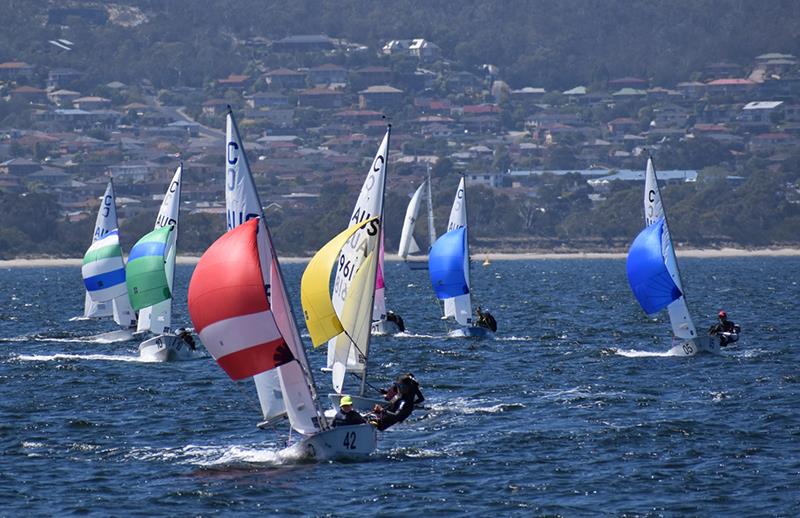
<box><xmin>397</xmin><ymin>168</ymin><xmax>436</xmax><ymax>270</ymax></box>
<box><xmin>626</xmin><ymin>157</ymin><xmax>718</xmax><ymax>356</ymax></box>
<box><xmin>126</xmin><ymin>165</ymin><xmax>195</xmax><ymax>361</ymax></box>
<box><xmin>305</xmin><ymin>128</ymin><xmax>390</xmax><ymax>411</ymax></box>
<box><xmin>187</xmin><ymin>108</ymin><xmax>374</xmax><ymax>460</ymax></box>
<box><xmin>80</xmin><ymin>178</ymin><xmax>137</xmax><ymax>341</ymax></box>
<box><xmin>429</xmin><ymin>176</ymin><xmax>494</xmax><ymax>338</ymax></box>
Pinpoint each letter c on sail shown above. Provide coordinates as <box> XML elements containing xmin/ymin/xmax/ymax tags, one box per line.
<box><xmin>648</xmin><ymin>190</ymin><xmax>655</xmax><ymax>202</ymax></box>
<box><xmin>372</xmin><ymin>155</ymin><xmax>384</xmax><ymax>172</ymax></box>
<box><xmin>227</xmin><ymin>141</ymin><xmax>239</xmax><ymax>165</ymax></box>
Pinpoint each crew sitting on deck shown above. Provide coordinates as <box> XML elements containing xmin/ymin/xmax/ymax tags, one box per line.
<box><xmin>475</xmin><ymin>306</ymin><xmax>498</xmax><ymax>332</ymax></box>
<box><xmin>708</xmin><ymin>310</ymin><xmax>740</xmax><ymax>347</ymax></box>
<box><xmin>386</xmin><ymin>311</ymin><xmax>406</xmax><ymax>333</ymax></box>
<box><xmin>332</xmin><ymin>395</ymin><xmax>366</xmax><ymax>427</ymax></box>
<box><xmin>176</xmin><ymin>328</ymin><xmax>196</xmax><ymax>351</ymax></box>
<box><xmin>371</xmin><ymin>374</ymin><xmax>424</xmax><ymax>431</ymax></box>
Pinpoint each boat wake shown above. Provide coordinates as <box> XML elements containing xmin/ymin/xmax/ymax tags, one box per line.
<box><xmin>427</xmin><ymin>397</ymin><xmax>525</xmax><ymax>415</ymax></box>
<box><xmin>15</xmin><ymin>353</ymin><xmax>152</xmax><ymax>363</ymax></box>
<box><xmin>127</xmin><ymin>443</ymin><xmax>303</xmax><ymax>468</ymax></box>
<box><xmin>496</xmin><ymin>335</ymin><xmax>532</xmax><ymax>342</ymax></box>
<box><xmin>393</xmin><ymin>332</ymin><xmax>436</xmax><ymax>339</ymax></box>
<box><xmin>612</xmin><ymin>347</ymin><xmax>685</xmax><ymax>358</ymax></box>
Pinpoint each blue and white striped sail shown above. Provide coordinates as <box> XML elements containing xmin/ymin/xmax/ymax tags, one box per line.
<box><xmin>82</xmin><ymin>230</ymin><xmax>128</xmax><ymax>302</ymax></box>
<box><xmin>82</xmin><ymin>179</ymin><xmax>135</xmax><ymax>327</ymax></box>
<box><xmin>429</xmin><ymin>227</ymin><xmax>470</xmax><ymax>302</ymax></box>
<box><xmin>626</xmin><ymin>218</ymin><xmax>682</xmax><ymax>315</ymax></box>
<box><xmin>642</xmin><ymin>158</ymin><xmax>697</xmax><ymax>340</ymax></box>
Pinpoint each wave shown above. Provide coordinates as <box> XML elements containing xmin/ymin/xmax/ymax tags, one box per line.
<box><xmin>14</xmin><ymin>353</ymin><xmax>149</xmax><ymax>363</ymax></box>
<box><xmin>126</xmin><ymin>443</ymin><xmax>302</xmax><ymax>468</ymax></box>
<box><xmin>392</xmin><ymin>332</ymin><xmax>436</xmax><ymax>339</ymax></box>
<box><xmin>496</xmin><ymin>335</ymin><xmax>533</xmax><ymax>342</ymax></box>
<box><xmin>612</xmin><ymin>347</ymin><xmax>685</xmax><ymax>358</ymax></box>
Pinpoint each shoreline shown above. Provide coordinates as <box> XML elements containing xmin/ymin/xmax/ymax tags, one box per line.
<box><xmin>1</xmin><ymin>247</ymin><xmax>799</xmax><ymax>267</ymax></box>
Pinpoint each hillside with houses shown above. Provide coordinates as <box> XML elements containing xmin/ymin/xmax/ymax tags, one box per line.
<box><xmin>0</xmin><ymin>1</ymin><xmax>799</xmax><ymax>257</ymax></box>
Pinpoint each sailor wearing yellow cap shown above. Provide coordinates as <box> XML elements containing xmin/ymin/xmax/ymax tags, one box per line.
<box><xmin>332</xmin><ymin>395</ymin><xmax>367</xmax><ymax>427</ymax></box>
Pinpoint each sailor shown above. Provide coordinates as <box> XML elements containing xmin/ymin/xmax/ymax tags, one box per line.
<box><xmin>371</xmin><ymin>374</ymin><xmax>424</xmax><ymax>431</ymax></box>
<box><xmin>475</xmin><ymin>306</ymin><xmax>498</xmax><ymax>332</ymax></box>
<box><xmin>176</xmin><ymin>328</ymin><xmax>196</xmax><ymax>351</ymax></box>
<box><xmin>708</xmin><ymin>310</ymin><xmax>739</xmax><ymax>347</ymax></box>
<box><xmin>332</xmin><ymin>395</ymin><xmax>366</xmax><ymax>427</ymax></box>
<box><xmin>386</xmin><ymin>310</ymin><xmax>406</xmax><ymax>333</ymax></box>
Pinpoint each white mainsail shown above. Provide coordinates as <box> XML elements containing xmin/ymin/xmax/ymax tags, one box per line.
<box><xmin>226</xmin><ymin>109</ymin><xmax>321</xmax><ymax>430</ymax></box>
<box><xmin>643</xmin><ymin>157</ymin><xmax>698</xmax><ymax>341</ymax></box>
<box><xmin>397</xmin><ymin>180</ymin><xmax>426</xmax><ymax>260</ymax></box>
<box><xmin>426</xmin><ymin>168</ymin><xmax>437</xmax><ymax>248</ymax></box>
<box><xmin>137</xmin><ymin>165</ymin><xmax>182</xmax><ymax>334</ymax></box>
<box><xmin>83</xmin><ymin>179</ymin><xmax>136</xmax><ymax>328</ymax></box>
<box><xmin>443</xmin><ymin>177</ymin><xmax>472</xmax><ymax>326</ymax></box>
<box><xmin>327</xmin><ymin>128</ymin><xmax>389</xmax><ymax>392</ymax></box>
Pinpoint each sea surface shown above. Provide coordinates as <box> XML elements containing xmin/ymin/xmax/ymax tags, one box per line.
<box><xmin>1</xmin><ymin>258</ymin><xmax>799</xmax><ymax>516</ymax></box>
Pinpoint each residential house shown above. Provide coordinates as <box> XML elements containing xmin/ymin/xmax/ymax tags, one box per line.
<box><xmin>466</xmin><ymin>172</ymin><xmax>503</xmax><ymax>188</ymax></box>
<box><xmin>217</xmin><ymin>74</ymin><xmax>252</xmax><ymax>88</ymax></box>
<box><xmin>606</xmin><ymin>117</ymin><xmax>641</xmax><ymax>136</ymax></box>
<box><xmin>72</xmin><ymin>96</ymin><xmax>111</xmax><ymax>110</ymax></box>
<box><xmin>738</xmin><ymin>101</ymin><xmax>784</xmax><ymax>123</ymax></box>
<box><xmin>353</xmin><ymin>66</ymin><xmax>392</xmax><ymax>88</ymax></box>
<box><xmin>510</xmin><ymin>87</ymin><xmax>546</xmax><ymax>103</ymax></box>
<box><xmin>0</xmin><ymin>61</ymin><xmax>34</xmax><ymax>81</ymax></box>
<box><xmin>47</xmin><ymin>89</ymin><xmax>81</xmax><ymax>106</ymax></box>
<box><xmin>611</xmin><ymin>88</ymin><xmax>647</xmax><ymax>99</ymax></box>
<box><xmin>445</xmin><ymin>71</ymin><xmax>483</xmax><ymax>94</ymax></box>
<box><xmin>307</xmin><ymin>64</ymin><xmax>348</xmax><ymax>86</ymax></box>
<box><xmin>408</xmin><ymin>39</ymin><xmax>441</xmax><ymax>61</ymax></box>
<box><xmin>265</xmin><ymin>68</ymin><xmax>307</xmax><ymax>89</ymax></box>
<box><xmin>10</xmin><ymin>86</ymin><xmax>48</xmax><ymax>103</ymax></box>
<box><xmin>272</xmin><ymin>34</ymin><xmax>336</xmax><ymax>53</ymax></box>
<box><xmin>705</xmin><ymin>78</ymin><xmax>756</xmax><ymax>98</ymax></box>
<box><xmin>202</xmin><ymin>99</ymin><xmax>228</xmax><ymax>116</ymax></box>
<box><xmin>652</xmin><ymin>103</ymin><xmax>691</xmax><ymax>128</ymax></box>
<box><xmin>298</xmin><ymin>87</ymin><xmax>345</xmax><ymax>109</ymax></box>
<box><xmin>563</xmin><ymin>86</ymin><xmax>588</xmax><ymax>104</ymax></box>
<box><xmin>748</xmin><ymin>132</ymin><xmax>796</xmax><ymax>152</ymax></box>
<box><xmin>460</xmin><ymin>104</ymin><xmax>500</xmax><ymax>133</ymax></box>
<box><xmin>676</xmin><ymin>81</ymin><xmax>706</xmax><ymax>100</ymax></box>
<box><xmin>704</xmin><ymin>62</ymin><xmax>742</xmax><ymax>80</ymax></box>
<box><xmin>47</xmin><ymin>68</ymin><xmax>81</xmax><ymax>89</ymax></box>
<box><xmin>358</xmin><ymin>85</ymin><xmax>403</xmax><ymax>109</ymax></box>
<box><xmin>0</xmin><ymin>158</ymin><xmax>41</xmax><ymax>176</ymax></box>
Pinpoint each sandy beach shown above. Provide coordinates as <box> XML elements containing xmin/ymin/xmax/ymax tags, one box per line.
<box><xmin>1</xmin><ymin>248</ymin><xmax>798</xmax><ymax>268</ymax></box>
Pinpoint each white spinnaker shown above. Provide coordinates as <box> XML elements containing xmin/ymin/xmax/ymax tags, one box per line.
<box><xmin>138</xmin><ymin>165</ymin><xmax>182</xmax><ymax>334</ymax></box>
<box><xmin>443</xmin><ymin>177</ymin><xmax>472</xmax><ymax>326</ymax></box>
<box><xmin>644</xmin><ymin>158</ymin><xmax>697</xmax><ymax>341</ymax></box>
<box><xmin>84</xmin><ymin>179</ymin><xmax>136</xmax><ymax>327</ymax></box>
<box><xmin>398</xmin><ymin>180</ymin><xmax>425</xmax><ymax>259</ymax></box>
<box><xmin>226</xmin><ymin>110</ymin><xmax>320</xmax><ymax>432</ymax></box>
<box><xmin>332</xmin><ymin>238</ymin><xmax>379</xmax><ymax>392</ymax></box>
<box><xmin>327</xmin><ymin>129</ymin><xmax>389</xmax><ymax>379</ymax></box>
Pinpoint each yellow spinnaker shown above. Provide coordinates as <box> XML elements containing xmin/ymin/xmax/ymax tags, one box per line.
<box><xmin>301</xmin><ymin>217</ymin><xmax>378</xmax><ymax>347</ymax></box>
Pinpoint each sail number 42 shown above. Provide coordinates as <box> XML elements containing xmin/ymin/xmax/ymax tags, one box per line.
<box><xmin>343</xmin><ymin>431</ymin><xmax>357</xmax><ymax>450</ymax></box>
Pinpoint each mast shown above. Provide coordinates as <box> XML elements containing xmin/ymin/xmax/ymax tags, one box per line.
<box><xmin>426</xmin><ymin>164</ymin><xmax>436</xmax><ymax>248</ymax></box>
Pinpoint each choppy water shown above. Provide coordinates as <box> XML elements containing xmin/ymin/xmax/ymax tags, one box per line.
<box><xmin>1</xmin><ymin>258</ymin><xmax>799</xmax><ymax>515</ymax></box>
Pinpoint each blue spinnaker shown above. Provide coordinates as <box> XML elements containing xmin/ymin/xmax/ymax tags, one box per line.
<box><xmin>428</xmin><ymin>227</ymin><xmax>469</xmax><ymax>300</ymax></box>
<box><xmin>626</xmin><ymin>218</ymin><xmax>682</xmax><ymax>315</ymax></box>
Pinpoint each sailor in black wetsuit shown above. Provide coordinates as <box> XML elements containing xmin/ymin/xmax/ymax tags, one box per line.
<box><xmin>386</xmin><ymin>311</ymin><xmax>405</xmax><ymax>333</ymax></box>
<box><xmin>475</xmin><ymin>306</ymin><xmax>498</xmax><ymax>332</ymax></box>
<box><xmin>708</xmin><ymin>310</ymin><xmax>739</xmax><ymax>347</ymax></box>
<box><xmin>372</xmin><ymin>374</ymin><xmax>424</xmax><ymax>431</ymax></box>
<box><xmin>176</xmin><ymin>328</ymin><xmax>196</xmax><ymax>351</ymax></box>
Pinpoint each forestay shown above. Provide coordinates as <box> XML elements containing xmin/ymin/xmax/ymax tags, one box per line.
<box><xmin>327</xmin><ymin>129</ymin><xmax>389</xmax><ymax>387</ymax></box>
<box><xmin>82</xmin><ymin>179</ymin><xmax>136</xmax><ymax>327</ymax></box>
<box><xmin>643</xmin><ymin>158</ymin><xmax>698</xmax><ymax>341</ymax></box>
<box><xmin>137</xmin><ymin>165</ymin><xmax>181</xmax><ymax>334</ymax></box>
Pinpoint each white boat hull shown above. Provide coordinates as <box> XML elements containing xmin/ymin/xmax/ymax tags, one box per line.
<box><xmin>285</xmin><ymin>424</ymin><xmax>377</xmax><ymax>461</ymax></box>
<box><xmin>448</xmin><ymin>326</ymin><xmax>494</xmax><ymax>339</ymax></box>
<box><xmin>138</xmin><ymin>334</ymin><xmax>197</xmax><ymax>362</ymax></box>
<box><xmin>668</xmin><ymin>336</ymin><xmax>721</xmax><ymax>356</ymax></box>
<box><xmin>371</xmin><ymin>318</ymin><xmax>402</xmax><ymax>336</ymax></box>
<box><xmin>327</xmin><ymin>393</ymin><xmax>385</xmax><ymax>413</ymax></box>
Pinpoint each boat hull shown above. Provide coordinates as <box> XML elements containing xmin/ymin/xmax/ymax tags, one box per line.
<box><xmin>448</xmin><ymin>326</ymin><xmax>494</xmax><ymax>339</ymax></box>
<box><xmin>327</xmin><ymin>393</ymin><xmax>385</xmax><ymax>413</ymax></box>
<box><xmin>286</xmin><ymin>424</ymin><xmax>377</xmax><ymax>461</ymax></box>
<box><xmin>138</xmin><ymin>334</ymin><xmax>197</xmax><ymax>362</ymax></box>
<box><xmin>668</xmin><ymin>336</ymin><xmax>721</xmax><ymax>356</ymax></box>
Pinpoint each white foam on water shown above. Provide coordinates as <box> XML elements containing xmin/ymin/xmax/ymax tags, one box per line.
<box><xmin>128</xmin><ymin>443</ymin><xmax>295</xmax><ymax>468</ymax></box>
<box><xmin>496</xmin><ymin>335</ymin><xmax>533</xmax><ymax>342</ymax></box>
<box><xmin>393</xmin><ymin>332</ymin><xmax>435</xmax><ymax>339</ymax></box>
<box><xmin>427</xmin><ymin>397</ymin><xmax>525</xmax><ymax>415</ymax></box>
<box><xmin>613</xmin><ymin>347</ymin><xmax>683</xmax><ymax>358</ymax></box>
<box><xmin>68</xmin><ymin>316</ymin><xmax>91</xmax><ymax>322</ymax></box>
<box><xmin>15</xmin><ymin>353</ymin><xmax>148</xmax><ymax>363</ymax></box>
